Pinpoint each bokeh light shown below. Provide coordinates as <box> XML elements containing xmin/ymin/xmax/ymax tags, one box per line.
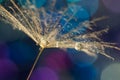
<box><xmin>0</xmin><ymin>0</ymin><xmax>3</xmax><ymax>3</ymax></box>
<box><xmin>9</xmin><ymin>40</ymin><xmax>38</xmax><ymax>68</ymax></box>
<box><xmin>67</xmin><ymin>0</ymin><xmax>81</xmax><ymax>3</ymax></box>
<box><xmin>34</xmin><ymin>0</ymin><xmax>46</xmax><ymax>8</ymax></box>
<box><xmin>0</xmin><ymin>59</ymin><xmax>18</xmax><ymax>80</ymax></box>
<box><xmin>31</xmin><ymin>67</ymin><xmax>58</xmax><ymax>80</ymax></box>
<box><xmin>0</xmin><ymin>43</ymin><xmax>9</xmax><ymax>58</ymax></box>
<box><xmin>72</xmin><ymin>65</ymin><xmax>97</xmax><ymax>80</ymax></box>
<box><xmin>67</xmin><ymin>5</ymin><xmax>90</xmax><ymax>20</ymax></box>
<box><xmin>67</xmin><ymin>49</ymin><xmax>98</xmax><ymax>67</ymax></box>
<box><xmin>43</xmin><ymin>49</ymin><xmax>72</xmax><ymax>72</ymax></box>
<box><xmin>59</xmin><ymin>71</ymin><xmax>74</xmax><ymax>80</ymax></box>
<box><xmin>102</xmin><ymin>0</ymin><xmax>120</xmax><ymax>13</ymax></box>
<box><xmin>60</xmin><ymin>5</ymin><xmax>89</xmax><ymax>34</ymax></box>
<box><xmin>18</xmin><ymin>0</ymin><xmax>46</xmax><ymax>8</ymax></box>
<box><xmin>79</xmin><ymin>0</ymin><xmax>99</xmax><ymax>16</ymax></box>
<box><xmin>0</xmin><ymin>22</ymin><xmax>25</xmax><ymax>42</ymax></box>
<box><xmin>0</xmin><ymin>0</ymin><xmax>120</xmax><ymax>80</ymax></box>
<box><xmin>67</xmin><ymin>0</ymin><xmax>99</xmax><ymax>17</ymax></box>
<box><xmin>101</xmin><ymin>63</ymin><xmax>120</xmax><ymax>80</ymax></box>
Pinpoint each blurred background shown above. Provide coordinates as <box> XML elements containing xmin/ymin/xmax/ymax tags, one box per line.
<box><xmin>0</xmin><ymin>0</ymin><xmax>120</xmax><ymax>80</ymax></box>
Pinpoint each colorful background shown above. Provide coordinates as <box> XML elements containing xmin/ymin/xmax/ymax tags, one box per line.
<box><xmin>0</xmin><ymin>0</ymin><xmax>120</xmax><ymax>80</ymax></box>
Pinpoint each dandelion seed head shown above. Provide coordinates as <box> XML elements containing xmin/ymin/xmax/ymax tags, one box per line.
<box><xmin>0</xmin><ymin>0</ymin><xmax>120</xmax><ymax>61</ymax></box>
<box><xmin>40</xmin><ymin>37</ymin><xmax>49</xmax><ymax>48</ymax></box>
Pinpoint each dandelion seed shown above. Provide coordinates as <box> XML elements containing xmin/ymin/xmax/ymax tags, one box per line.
<box><xmin>0</xmin><ymin>0</ymin><xmax>120</xmax><ymax>80</ymax></box>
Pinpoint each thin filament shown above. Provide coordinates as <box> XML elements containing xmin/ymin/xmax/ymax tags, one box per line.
<box><xmin>26</xmin><ymin>48</ymin><xmax>44</xmax><ymax>80</ymax></box>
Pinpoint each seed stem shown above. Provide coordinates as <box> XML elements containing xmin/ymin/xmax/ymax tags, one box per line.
<box><xmin>26</xmin><ymin>47</ymin><xmax>44</xmax><ymax>80</ymax></box>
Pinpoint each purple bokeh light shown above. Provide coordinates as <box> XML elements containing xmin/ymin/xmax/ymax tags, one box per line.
<box><xmin>31</xmin><ymin>67</ymin><xmax>59</xmax><ymax>80</ymax></box>
<box><xmin>0</xmin><ymin>59</ymin><xmax>18</xmax><ymax>80</ymax></box>
<box><xmin>0</xmin><ymin>43</ymin><xmax>9</xmax><ymax>59</ymax></box>
<box><xmin>102</xmin><ymin>0</ymin><xmax>120</xmax><ymax>13</ymax></box>
<box><xmin>43</xmin><ymin>49</ymin><xmax>72</xmax><ymax>72</ymax></box>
